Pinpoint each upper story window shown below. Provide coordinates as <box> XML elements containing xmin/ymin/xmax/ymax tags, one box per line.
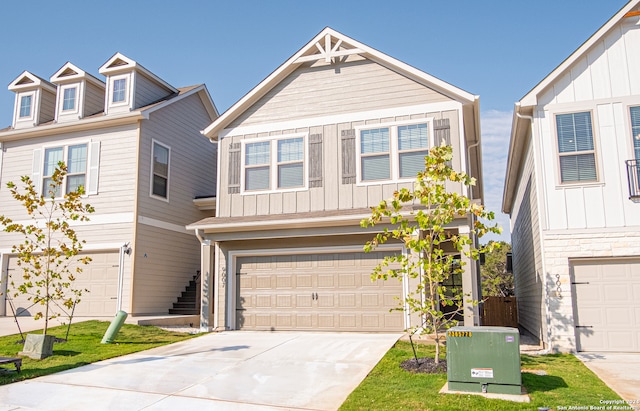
<box><xmin>42</xmin><ymin>144</ymin><xmax>87</xmax><ymax>197</ymax></box>
<box><xmin>556</xmin><ymin>112</ymin><xmax>597</xmax><ymax>183</ymax></box>
<box><xmin>62</xmin><ymin>87</ymin><xmax>77</xmax><ymax>111</ymax></box>
<box><xmin>112</xmin><ymin>78</ymin><xmax>127</xmax><ymax>103</ymax></box>
<box><xmin>242</xmin><ymin>134</ymin><xmax>307</xmax><ymax>193</ymax></box>
<box><xmin>19</xmin><ymin>95</ymin><xmax>32</xmax><ymax>118</ymax></box>
<box><xmin>151</xmin><ymin>141</ymin><xmax>170</xmax><ymax>199</ymax></box>
<box><xmin>357</xmin><ymin>121</ymin><xmax>431</xmax><ymax>183</ymax></box>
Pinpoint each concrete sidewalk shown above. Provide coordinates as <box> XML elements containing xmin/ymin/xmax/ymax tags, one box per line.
<box><xmin>0</xmin><ymin>331</ymin><xmax>400</xmax><ymax>410</ymax></box>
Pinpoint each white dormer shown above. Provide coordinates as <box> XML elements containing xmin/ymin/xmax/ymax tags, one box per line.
<box><xmin>50</xmin><ymin>62</ymin><xmax>106</xmax><ymax>123</ymax></box>
<box><xmin>8</xmin><ymin>71</ymin><xmax>56</xmax><ymax>129</ymax></box>
<box><xmin>99</xmin><ymin>53</ymin><xmax>178</xmax><ymax>115</ymax></box>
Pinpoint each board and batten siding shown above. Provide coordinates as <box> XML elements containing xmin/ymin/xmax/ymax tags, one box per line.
<box><xmin>134</xmin><ymin>73</ymin><xmax>172</xmax><ymax>109</ymax></box>
<box><xmin>137</xmin><ymin>92</ymin><xmax>217</xmax><ymax>226</ymax></box>
<box><xmin>217</xmin><ymin>109</ymin><xmax>462</xmax><ymax>218</ymax></box>
<box><xmin>229</xmin><ymin>57</ymin><xmax>451</xmax><ymax>128</ymax></box>
<box><xmin>532</xmin><ymin>18</ymin><xmax>640</xmax><ymax>232</ymax></box>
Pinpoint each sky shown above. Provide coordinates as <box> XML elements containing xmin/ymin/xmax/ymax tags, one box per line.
<box><xmin>0</xmin><ymin>0</ymin><xmax>630</xmax><ymax>243</ymax></box>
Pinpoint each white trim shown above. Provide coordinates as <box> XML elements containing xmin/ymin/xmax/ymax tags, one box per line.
<box><xmin>9</xmin><ymin>212</ymin><xmax>134</xmax><ymax>229</ymax></box>
<box><xmin>15</xmin><ymin>91</ymin><xmax>36</xmax><ymax>125</ymax></box>
<box><xmin>204</xmin><ymin>27</ymin><xmax>474</xmax><ymax>138</ymax></box>
<box><xmin>60</xmin><ymin>84</ymin><xmax>80</xmax><ymax>114</ymax></box>
<box><xmin>240</xmin><ymin>132</ymin><xmax>308</xmax><ymax>195</ymax></box>
<box><xmin>355</xmin><ymin>118</ymin><xmax>434</xmax><ymax>186</ymax></box>
<box><xmin>138</xmin><ymin>215</ymin><xmax>190</xmax><ymax>235</ymax></box>
<box><xmin>226</xmin><ymin>243</ymin><xmax>406</xmax><ymax>330</ymax></box>
<box><xmin>109</xmin><ymin>74</ymin><xmax>130</xmax><ymax>107</ymax></box>
<box><xmin>150</xmin><ymin>139</ymin><xmax>171</xmax><ymax>202</ymax></box>
<box><xmin>218</xmin><ymin>101</ymin><xmax>461</xmax><ymax>139</ymax></box>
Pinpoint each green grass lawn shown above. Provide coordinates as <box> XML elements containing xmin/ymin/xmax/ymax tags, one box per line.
<box><xmin>0</xmin><ymin>320</ymin><xmax>199</xmax><ymax>384</ymax></box>
<box><xmin>340</xmin><ymin>341</ymin><xmax>622</xmax><ymax>411</ymax></box>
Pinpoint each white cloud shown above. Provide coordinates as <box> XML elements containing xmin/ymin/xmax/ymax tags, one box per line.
<box><xmin>479</xmin><ymin>110</ymin><xmax>513</xmax><ymax>243</ymax></box>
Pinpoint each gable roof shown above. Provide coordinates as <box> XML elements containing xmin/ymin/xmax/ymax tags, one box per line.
<box><xmin>502</xmin><ymin>0</ymin><xmax>640</xmax><ymax>213</ymax></box>
<box><xmin>99</xmin><ymin>52</ymin><xmax>178</xmax><ymax>94</ymax></box>
<box><xmin>203</xmin><ymin>27</ymin><xmax>478</xmax><ymax>140</ymax></box>
<box><xmin>50</xmin><ymin>62</ymin><xmax>104</xmax><ymax>87</ymax></box>
<box><xmin>8</xmin><ymin>70</ymin><xmax>56</xmax><ymax>93</ymax></box>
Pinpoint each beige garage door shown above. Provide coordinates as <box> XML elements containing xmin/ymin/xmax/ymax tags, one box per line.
<box><xmin>236</xmin><ymin>251</ymin><xmax>404</xmax><ymax>332</ymax></box>
<box><xmin>6</xmin><ymin>251</ymin><xmax>119</xmax><ymax>317</ymax></box>
<box><xmin>571</xmin><ymin>259</ymin><xmax>640</xmax><ymax>352</ymax></box>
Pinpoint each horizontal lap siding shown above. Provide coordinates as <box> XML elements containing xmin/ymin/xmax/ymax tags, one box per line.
<box><xmin>131</xmin><ymin>224</ymin><xmax>201</xmax><ymax>314</ymax></box>
<box><xmin>229</xmin><ymin>58</ymin><xmax>450</xmax><ymax>127</ymax></box>
<box><xmin>511</xmin><ymin>139</ymin><xmax>546</xmax><ymax>344</ymax></box>
<box><xmin>137</xmin><ymin>93</ymin><xmax>217</xmax><ymax>226</ymax></box>
<box><xmin>134</xmin><ymin>74</ymin><xmax>172</xmax><ymax>109</ymax></box>
<box><xmin>0</xmin><ymin>124</ymin><xmax>139</xmax><ymax>250</ymax></box>
<box><xmin>84</xmin><ymin>81</ymin><xmax>105</xmax><ymax>117</ymax></box>
<box><xmin>39</xmin><ymin>90</ymin><xmax>56</xmax><ymax>124</ymax></box>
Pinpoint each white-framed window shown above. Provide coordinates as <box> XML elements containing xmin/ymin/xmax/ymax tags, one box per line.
<box><xmin>62</xmin><ymin>86</ymin><xmax>77</xmax><ymax>111</ymax></box>
<box><xmin>241</xmin><ymin>134</ymin><xmax>307</xmax><ymax>193</ymax></box>
<box><xmin>151</xmin><ymin>140</ymin><xmax>170</xmax><ymax>200</ymax></box>
<box><xmin>555</xmin><ymin>111</ymin><xmax>597</xmax><ymax>183</ymax></box>
<box><xmin>42</xmin><ymin>144</ymin><xmax>88</xmax><ymax>197</ymax></box>
<box><xmin>357</xmin><ymin>120</ymin><xmax>432</xmax><ymax>183</ymax></box>
<box><xmin>19</xmin><ymin>94</ymin><xmax>33</xmax><ymax>118</ymax></box>
<box><xmin>630</xmin><ymin>106</ymin><xmax>640</xmax><ymax>161</ymax></box>
<box><xmin>111</xmin><ymin>77</ymin><xmax>128</xmax><ymax>104</ymax></box>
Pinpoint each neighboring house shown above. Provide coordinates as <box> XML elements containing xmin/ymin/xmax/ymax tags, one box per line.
<box><xmin>503</xmin><ymin>1</ymin><xmax>640</xmax><ymax>352</ymax></box>
<box><xmin>0</xmin><ymin>53</ymin><xmax>218</xmax><ymax>317</ymax></box>
<box><xmin>188</xmin><ymin>27</ymin><xmax>486</xmax><ymax>333</ymax></box>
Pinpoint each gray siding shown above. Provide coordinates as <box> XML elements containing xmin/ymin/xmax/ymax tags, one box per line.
<box><xmin>511</xmin><ymin>139</ymin><xmax>546</xmax><ymax>345</ymax></box>
<box><xmin>134</xmin><ymin>73</ymin><xmax>172</xmax><ymax>109</ymax></box>
<box><xmin>229</xmin><ymin>57</ymin><xmax>451</xmax><ymax>128</ymax></box>
<box><xmin>137</xmin><ymin>92</ymin><xmax>217</xmax><ymax>226</ymax></box>
<box><xmin>84</xmin><ymin>81</ymin><xmax>105</xmax><ymax>117</ymax></box>
<box><xmin>39</xmin><ymin>89</ymin><xmax>56</xmax><ymax>124</ymax></box>
<box><xmin>218</xmin><ymin>109</ymin><xmax>463</xmax><ymax>218</ymax></box>
<box><xmin>131</xmin><ymin>224</ymin><xmax>201</xmax><ymax>314</ymax></box>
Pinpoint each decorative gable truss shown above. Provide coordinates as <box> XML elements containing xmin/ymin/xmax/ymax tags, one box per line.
<box><xmin>294</xmin><ymin>32</ymin><xmax>364</xmax><ymax>64</ymax></box>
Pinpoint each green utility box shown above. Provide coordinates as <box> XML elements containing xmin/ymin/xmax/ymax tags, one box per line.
<box><xmin>447</xmin><ymin>326</ymin><xmax>521</xmax><ymax>395</ymax></box>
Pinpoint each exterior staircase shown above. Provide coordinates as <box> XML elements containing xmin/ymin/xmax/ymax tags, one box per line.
<box><xmin>169</xmin><ymin>271</ymin><xmax>201</xmax><ymax>315</ymax></box>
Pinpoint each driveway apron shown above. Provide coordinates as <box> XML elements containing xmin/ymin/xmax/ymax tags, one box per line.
<box><xmin>0</xmin><ymin>331</ymin><xmax>400</xmax><ymax>411</ymax></box>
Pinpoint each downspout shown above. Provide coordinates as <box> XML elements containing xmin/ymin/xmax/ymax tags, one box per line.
<box><xmin>117</xmin><ymin>243</ymin><xmax>131</xmax><ymax>313</ymax></box>
<box><xmin>193</xmin><ymin>228</ymin><xmax>220</xmax><ymax>332</ymax></box>
<box><xmin>515</xmin><ymin>107</ymin><xmax>552</xmax><ymax>353</ymax></box>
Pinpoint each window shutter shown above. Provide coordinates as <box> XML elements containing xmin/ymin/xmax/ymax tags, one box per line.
<box><xmin>309</xmin><ymin>133</ymin><xmax>323</xmax><ymax>187</ymax></box>
<box><xmin>228</xmin><ymin>142</ymin><xmax>241</xmax><ymax>194</ymax></box>
<box><xmin>341</xmin><ymin>129</ymin><xmax>356</xmax><ymax>184</ymax></box>
<box><xmin>87</xmin><ymin>141</ymin><xmax>101</xmax><ymax>195</ymax></box>
<box><xmin>434</xmin><ymin>118</ymin><xmax>451</xmax><ymax>147</ymax></box>
<box><xmin>32</xmin><ymin>148</ymin><xmax>42</xmax><ymax>195</ymax></box>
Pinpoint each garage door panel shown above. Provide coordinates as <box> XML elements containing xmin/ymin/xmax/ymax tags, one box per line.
<box><xmin>6</xmin><ymin>252</ymin><xmax>118</xmax><ymax>317</ymax></box>
<box><xmin>237</xmin><ymin>251</ymin><xmax>404</xmax><ymax>332</ymax></box>
<box><xmin>572</xmin><ymin>260</ymin><xmax>640</xmax><ymax>352</ymax></box>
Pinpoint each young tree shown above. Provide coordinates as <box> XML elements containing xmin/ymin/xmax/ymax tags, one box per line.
<box><xmin>481</xmin><ymin>241</ymin><xmax>513</xmax><ymax>297</ymax></box>
<box><xmin>0</xmin><ymin>162</ymin><xmax>95</xmax><ymax>335</ymax></box>
<box><xmin>361</xmin><ymin>144</ymin><xmax>501</xmax><ymax>363</ymax></box>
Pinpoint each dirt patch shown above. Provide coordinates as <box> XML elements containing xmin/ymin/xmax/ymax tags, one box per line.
<box><xmin>401</xmin><ymin>357</ymin><xmax>447</xmax><ymax>374</ymax></box>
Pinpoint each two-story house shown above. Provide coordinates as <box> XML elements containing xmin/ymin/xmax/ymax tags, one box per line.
<box><xmin>188</xmin><ymin>28</ymin><xmax>486</xmax><ymax>333</ymax></box>
<box><xmin>503</xmin><ymin>0</ymin><xmax>640</xmax><ymax>352</ymax></box>
<box><xmin>0</xmin><ymin>53</ymin><xmax>218</xmax><ymax>318</ymax></box>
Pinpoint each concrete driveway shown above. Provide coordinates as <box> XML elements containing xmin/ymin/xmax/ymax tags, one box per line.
<box><xmin>575</xmin><ymin>353</ymin><xmax>640</xmax><ymax>403</ymax></box>
<box><xmin>0</xmin><ymin>331</ymin><xmax>400</xmax><ymax>411</ymax></box>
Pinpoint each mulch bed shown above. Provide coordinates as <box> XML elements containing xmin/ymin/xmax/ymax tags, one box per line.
<box><xmin>401</xmin><ymin>357</ymin><xmax>447</xmax><ymax>374</ymax></box>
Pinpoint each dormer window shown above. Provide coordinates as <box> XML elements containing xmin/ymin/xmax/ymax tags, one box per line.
<box><xmin>112</xmin><ymin>78</ymin><xmax>127</xmax><ymax>103</ymax></box>
<box><xmin>19</xmin><ymin>94</ymin><xmax>32</xmax><ymax>118</ymax></box>
<box><xmin>62</xmin><ymin>87</ymin><xmax>76</xmax><ymax>111</ymax></box>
